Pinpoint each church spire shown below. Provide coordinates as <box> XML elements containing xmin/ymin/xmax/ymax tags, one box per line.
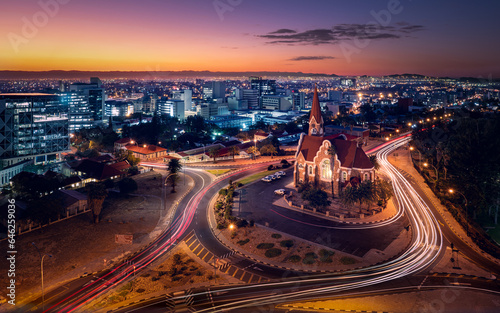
<box><xmin>308</xmin><ymin>85</ymin><xmax>324</xmax><ymax>136</ymax></box>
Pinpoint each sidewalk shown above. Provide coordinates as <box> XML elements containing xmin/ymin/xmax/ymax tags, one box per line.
<box><xmin>388</xmin><ymin>147</ymin><xmax>500</xmax><ymax>270</ymax></box>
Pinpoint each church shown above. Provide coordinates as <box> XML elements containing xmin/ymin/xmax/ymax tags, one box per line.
<box><xmin>293</xmin><ymin>88</ymin><xmax>375</xmax><ymax>196</ymax></box>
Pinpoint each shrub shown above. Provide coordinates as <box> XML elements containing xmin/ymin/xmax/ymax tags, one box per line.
<box><xmin>265</xmin><ymin>248</ymin><xmax>282</xmax><ymax>258</ymax></box>
<box><xmin>217</xmin><ymin>223</ymin><xmax>226</xmax><ymax>229</ymax></box>
<box><xmin>236</xmin><ymin>182</ymin><xmax>243</xmax><ymax>187</ymax></box>
<box><xmin>136</xmin><ymin>288</ymin><xmax>145</xmax><ymax>293</ymax></box>
<box><xmin>236</xmin><ymin>219</ymin><xmax>248</xmax><ymax>228</ymax></box>
<box><xmin>219</xmin><ymin>189</ymin><xmax>227</xmax><ymax>196</ymax></box>
<box><xmin>237</xmin><ymin>239</ymin><xmax>250</xmax><ymax>245</ymax></box>
<box><xmin>173</xmin><ymin>253</ymin><xmax>182</xmax><ymax>265</ymax></box>
<box><xmin>151</xmin><ymin>276</ymin><xmax>160</xmax><ymax>281</ymax></box>
<box><xmin>302</xmin><ymin>252</ymin><xmax>318</xmax><ymax>265</ymax></box>
<box><xmin>271</xmin><ymin>233</ymin><xmax>282</xmax><ymax>239</ymax></box>
<box><xmin>215</xmin><ymin>202</ymin><xmax>223</xmax><ymax>210</ymax></box>
<box><xmin>195</xmin><ymin>271</ymin><xmax>203</xmax><ymax>276</ymax></box>
<box><xmin>256</xmin><ymin>243</ymin><xmax>274</xmax><ymax>249</ymax></box>
<box><xmin>340</xmin><ymin>256</ymin><xmax>357</xmax><ymax>265</ymax></box>
<box><xmin>230</xmin><ymin>231</ymin><xmax>237</xmax><ymax>239</ymax></box>
<box><xmin>171</xmin><ymin>276</ymin><xmax>181</xmax><ymax>281</ymax></box>
<box><xmin>249</xmin><ymin>220</ymin><xmax>255</xmax><ymax>227</ymax></box>
<box><xmin>268</xmin><ymin>165</ymin><xmax>274</xmax><ymax>171</ymax></box>
<box><xmin>319</xmin><ymin>249</ymin><xmax>335</xmax><ymax>262</ymax></box>
<box><xmin>280</xmin><ymin>240</ymin><xmax>294</xmax><ymax>249</ymax></box>
<box><xmin>287</xmin><ymin>255</ymin><xmax>301</xmax><ymax>263</ymax></box>
<box><xmin>118</xmin><ymin>177</ymin><xmax>138</xmax><ymax>194</ymax></box>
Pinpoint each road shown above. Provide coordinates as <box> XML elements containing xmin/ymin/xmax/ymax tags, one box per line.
<box><xmin>25</xmin><ymin>136</ymin><xmax>500</xmax><ymax>312</ymax></box>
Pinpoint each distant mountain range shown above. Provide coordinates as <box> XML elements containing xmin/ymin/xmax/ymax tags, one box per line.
<box><xmin>0</xmin><ymin>70</ymin><xmax>339</xmax><ymax>80</ymax></box>
<box><xmin>0</xmin><ymin>71</ymin><xmax>497</xmax><ymax>82</ymax></box>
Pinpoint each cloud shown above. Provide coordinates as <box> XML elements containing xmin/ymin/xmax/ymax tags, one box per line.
<box><xmin>289</xmin><ymin>56</ymin><xmax>336</xmax><ymax>61</ymax></box>
<box><xmin>269</xmin><ymin>28</ymin><xmax>297</xmax><ymax>34</ymax></box>
<box><xmin>258</xmin><ymin>23</ymin><xmax>424</xmax><ymax>45</ymax></box>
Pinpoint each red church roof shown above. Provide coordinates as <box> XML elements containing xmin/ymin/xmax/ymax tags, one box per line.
<box><xmin>297</xmin><ymin>135</ymin><xmax>373</xmax><ymax>169</ymax></box>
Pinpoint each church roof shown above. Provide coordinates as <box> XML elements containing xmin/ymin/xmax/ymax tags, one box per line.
<box><xmin>298</xmin><ymin>135</ymin><xmax>373</xmax><ymax>169</ymax></box>
<box><xmin>309</xmin><ymin>86</ymin><xmax>323</xmax><ymax>125</ymax></box>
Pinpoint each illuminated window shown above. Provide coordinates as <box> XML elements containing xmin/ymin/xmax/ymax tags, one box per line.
<box><xmin>308</xmin><ymin>165</ymin><xmax>314</xmax><ymax>175</ymax></box>
<box><xmin>364</xmin><ymin>173</ymin><xmax>369</xmax><ymax>181</ymax></box>
<box><xmin>321</xmin><ymin>160</ymin><xmax>331</xmax><ymax>180</ymax></box>
<box><xmin>342</xmin><ymin>171</ymin><xmax>347</xmax><ymax>181</ymax></box>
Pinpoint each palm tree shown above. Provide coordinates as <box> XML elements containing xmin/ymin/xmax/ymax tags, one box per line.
<box><xmin>229</xmin><ymin>146</ymin><xmax>240</xmax><ymax>161</ymax></box>
<box><xmin>86</xmin><ymin>182</ymin><xmax>108</xmax><ymax>223</ymax></box>
<box><xmin>340</xmin><ymin>186</ymin><xmax>357</xmax><ymax>214</ymax></box>
<box><xmin>369</xmin><ymin>155</ymin><xmax>380</xmax><ymax>170</ymax></box>
<box><xmin>167</xmin><ymin>158</ymin><xmax>182</xmax><ymax>193</ymax></box>
<box><xmin>327</xmin><ymin>144</ymin><xmax>337</xmax><ymax>196</ymax></box>
<box><xmin>209</xmin><ymin>147</ymin><xmax>221</xmax><ymax>163</ymax></box>
<box><xmin>374</xmin><ymin>179</ymin><xmax>393</xmax><ymax>208</ymax></box>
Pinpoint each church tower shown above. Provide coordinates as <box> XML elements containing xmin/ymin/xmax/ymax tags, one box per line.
<box><xmin>308</xmin><ymin>86</ymin><xmax>324</xmax><ymax>136</ymax></box>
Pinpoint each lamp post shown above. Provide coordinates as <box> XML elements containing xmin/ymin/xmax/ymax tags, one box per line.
<box><xmin>409</xmin><ymin>146</ymin><xmax>422</xmax><ymax>168</ymax></box>
<box><xmin>32</xmin><ymin>242</ymin><xmax>52</xmax><ymax>311</ymax></box>
<box><xmin>449</xmin><ymin>189</ymin><xmax>469</xmax><ymax>235</ymax></box>
<box><xmin>254</xmin><ymin>138</ymin><xmax>257</xmax><ymax>160</ymax></box>
<box><xmin>423</xmin><ymin>162</ymin><xmax>438</xmax><ymax>181</ymax></box>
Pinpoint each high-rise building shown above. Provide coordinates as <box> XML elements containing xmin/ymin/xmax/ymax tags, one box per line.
<box><xmin>235</xmin><ymin>88</ymin><xmax>259</xmax><ymax>109</ymax></box>
<box><xmin>157</xmin><ymin>99</ymin><xmax>185</xmax><ymax>121</ymax></box>
<box><xmin>69</xmin><ymin>77</ymin><xmax>105</xmax><ymax>126</ymax></box>
<box><xmin>203</xmin><ymin>81</ymin><xmax>226</xmax><ymax>100</ymax></box>
<box><xmin>105</xmin><ymin>100</ymin><xmax>134</xmax><ymax>117</ymax></box>
<box><xmin>0</xmin><ymin>93</ymin><xmax>70</xmax><ymax>169</ymax></box>
<box><xmin>172</xmin><ymin>89</ymin><xmax>193</xmax><ymax>111</ymax></box>
<box><xmin>261</xmin><ymin>95</ymin><xmax>293</xmax><ymax>111</ymax></box>
<box><xmin>60</xmin><ymin>92</ymin><xmax>94</xmax><ymax>132</ymax></box>
<box><xmin>250</xmin><ymin>77</ymin><xmax>276</xmax><ymax>96</ymax></box>
<box><xmin>292</xmin><ymin>91</ymin><xmax>305</xmax><ymax>110</ymax></box>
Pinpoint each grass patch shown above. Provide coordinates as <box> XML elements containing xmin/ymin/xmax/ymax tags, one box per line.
<box><xmin>257</xmin><ymin>243</ymin><xmax>275</xmax><ymax>249</ymax></box>
<box><xmin>340</xmin><ymin>256</ymin><xmax>357</xmax><ymax>265</ymax></box>
<box><xmin>280</xmin><ymin>240</ymin><xmax>294</xmax><ymax>248</ymax></box>
<box><xmin>235</xmin><ymin>169</ymin><xmax>282</xmax><ymax>185</ymax></box>
<box><xmin>265</xmin><ymin>248</ymin><xmax>282</xmax><ymax>258</ymax></box>
<box><xmin>287</xmin><ymin>255</ymin><xmax>301</xmax><ymax>263</ymax></box>
<box><xmin>271</xmin><ymin>233</ymin><xmax>282</xmax><ymax>239</ymax></box>
<box><xmin>206</xmin><ymin>169</ymin><xmax>233</xmax><ymax>176</ymax></box>
<box><xmin>237</xmin><ymin>238</ymin><xmax>250</xmax><ymax>246</ymax></box>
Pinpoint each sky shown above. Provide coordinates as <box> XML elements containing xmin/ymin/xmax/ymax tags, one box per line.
<box><xmin>1</xmin><ymin>0</ymin><xmax>500</xmax><ymax>77</ymax></box>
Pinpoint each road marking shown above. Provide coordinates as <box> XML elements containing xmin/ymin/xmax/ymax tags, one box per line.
<box><xmin>188</xmin><ymin>240</ymin><xmax>198</xmax><ymax>249</ymax></box>
<box><xmin>232</xmin><ymin>268</ymin><xmax>241</xmax><ymax>278</ymax></box>
<box><xmin>199</xmin><ymin>250</ymin><xmax>209</xmax><ymax>259</ymax></box>
<box><xmin>196</xmin><ymin>248</ymin><xmax>206</xmax><ymax>257</ymax></box>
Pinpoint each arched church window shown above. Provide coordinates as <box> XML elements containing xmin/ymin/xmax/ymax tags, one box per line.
<box><xmin>308</xmin><ymin>165</ymin><xmax>313</xmax><ymax>175</ymax></box>
<box><xmin>364</xmin><ymin>173</ymin><xmax>369</xmax><ymax>181</ymax></box>
<box><xmin>342</xmin><ymin>171</ymin><xmax>347</xmax><ymax>181</ymax></box>
<box><xmin>321</xmin><ymin>160</ymin><xmax>331</xmax><ymax>180</ymax></box>
<box><xmin>311</xmin><ymin>128</ymin><xmax>317</xmax><ymax>135</ymax></box>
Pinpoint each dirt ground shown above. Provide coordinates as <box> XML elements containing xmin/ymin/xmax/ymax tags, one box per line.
<box><xmin>0</xmin><ymin>171</ymin><xmax>167</xmax><ymax>305</ymax></box>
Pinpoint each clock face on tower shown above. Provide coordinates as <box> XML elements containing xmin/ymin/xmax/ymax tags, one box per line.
<box><xmin>311</xmin><ymin>128</ymin><xmax>317</xmax><ymax>134</ymax></box>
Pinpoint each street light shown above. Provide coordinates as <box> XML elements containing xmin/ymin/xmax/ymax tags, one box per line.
<box><xmin>214</xmin><ymin>224</ymin><xmax>235</xmax><ymax>283</ymax></box>
<box><xmin>32</xmin><ymin>242</ymin><xmax>52</xmax><ymax>311</ymax></box>
<box><xmin>409</xmin><ymin>146</ymin><xmax>422</xmax><ymax>168</ymax></box>
<box><xmin>423</xmin><ymin>162</ymin><xmax>438</xmax><ymax>181</ymax></box>
<box><xmin>449</xmin><ymin>189</ymin><xmax>469</xmax><ymax>235</ymax></box>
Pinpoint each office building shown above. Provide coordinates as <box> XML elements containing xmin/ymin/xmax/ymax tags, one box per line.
<box><xmin>172</xmin><ymin>89</ymin><xmax>193</xmax><ymax>111</ymax></box>
<box><xmin>261</xmin><ymin>95</ymin><xmax>292</xmax><ymax>111</ymax></box>
<box><xmin>203</xmin><ymin>81</ymin><xmax>226</xmax><ymax>100</ymax></box>
<box><xmin>105</xmin><ymin>100</ymin><xmax>134</xmax><ymax>117</ymax></box>
<box><xmin>235</xmin><ymin>88</ymin><xmax>259</xmax><ymax>109</ymax></box>
<box><xmin>292</xmin><ymin>91</ymin><xmax>305</xmax><ymax>110</ymax></box>
<box><xmin>60</xmin><ymin>92</ymin><xmax>94</xmax><ymax>132</ymax></box>
<box><xmin>157</xmin><ymin>99</ymin><xmax>185</xmax><ymax>121</ymax></box>
<box><xmin>250</xmin><ymin>77</ymin><xmax>276</xmax><ymax>96</ymax></box>
<box><xmin>0</xmin><ymin>93</ymin><xmax>70</xmax><ymax>171</ymax></box>
<box><xmin>69</xmin><ymin>77</ymin><xmax>105</xmax><ymax>126</ymax></box>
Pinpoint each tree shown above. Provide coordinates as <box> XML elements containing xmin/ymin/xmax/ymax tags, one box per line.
<box><xmin>229</xmin><ymin>146</ymin><xmax>240</xmax><ymax>161</ymax></box>
<box><xmin>369</xmin><ymin>155</ymin><xmax>380</xmax><ymax>170</ymax></box>
<box><xmin>167</xmin><ymin>158</ymin><xmax>183</xmax><ymax>193</ymax></box>
<box><xmin>26</xmin><ymin>197</ymin><xmax>64</xmax><ymax>224</ymax></box>
<box><xmin>166</xmin><ymin>174</ymin><xmax>179</xmax><ymax>193</ymax></box>
<box><xmin>86</xmin><ymin>183</ymin><xmax>108</xmax><ymax>223</ymax></box>
<box><xmin>340</xmin><ymin>186</ymin><xmax>357</xmax><ymax>212</ymax></box>
<box><xmin>118</xmin><ymin>177</ymin><xmax>138</xmax><ymax>194</ymax></box>
<box><xmin>260</xmin><ymin>144</ymin><xmax>277</xmax><ymax>158</ymax></box>
<box><xmin>248</xmin><ymin>146</ymin><xmax>258</xmax><ymax>160</ymax></box>
<box><xmin>209</xmin><ymin>147</ymin><xmax>221</xmax><ymax>163</ymax></box>
<box><xmin>126</xmin><ymin>151</ymin><xmax>141</xmax><ymax>167</ymax></box>
<box><xmin>301</xmin><ymin>188</ymin><xmax>331</xmax><ymax>209</ymax></box>
<box><xmin>374</xmin><ymin>179</ymin><xmax>393</xmax><ymax>208</ymax></box>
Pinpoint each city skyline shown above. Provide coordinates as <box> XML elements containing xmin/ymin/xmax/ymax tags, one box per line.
<box><xmin>2</xmin><ymin>0</ymin><xmax>500</xmax><ymax>78</ymax></box>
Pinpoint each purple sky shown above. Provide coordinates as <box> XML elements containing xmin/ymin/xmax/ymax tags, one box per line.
<box><xmin>1</xmin><ymin>0</ymin><xmax>499</xmax><ymax>77</ymax></box>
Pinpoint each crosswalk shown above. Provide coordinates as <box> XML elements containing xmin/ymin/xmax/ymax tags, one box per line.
<box><xmin>164</xmin><ymin>289</ymin><xmax>196</xmax><ymax>312</ymax></box>
<box><xmin>184</xmin><ymin>231</ymin><xmax>269</xmax><ymax>284</ymax></box>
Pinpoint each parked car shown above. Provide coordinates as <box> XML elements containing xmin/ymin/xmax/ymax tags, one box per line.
<box><xmin>261</xmin><ymin>176</ymin><xmax>272</xmax><ymax>182</ymax></box>
<box><xmin>271</xmin><ymin>174</ymin><xmax>280</xmax><ymax>180</ymax></box>
<box><xmin>274</xmin><ymin>189</ymin><xmax>285</xmax><ymax>195</ymax></box>
<box><xmin>277</xmin><ymin>171</ymin><xmax>286</xmax><ymax>176</ymax></box>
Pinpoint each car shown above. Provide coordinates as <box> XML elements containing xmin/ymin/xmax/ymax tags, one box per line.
<box><xmin>277</xmin><ymin>171</ymin><xmax>286</xmax><ymax>176</ymax></box>
<box><xmin>271</xmin><ymin>174</ymin><xmax>280</xmax><ymax>180</ymax></box>
<box><xmin>261</xmin><ymin>176</ymin><xmax>272</xmax><ymax>182</ymax></box>
<box><xmin>274</xmin><ymin>189</ymin><xmax>285</xmax><ymax>195</ymax></box>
